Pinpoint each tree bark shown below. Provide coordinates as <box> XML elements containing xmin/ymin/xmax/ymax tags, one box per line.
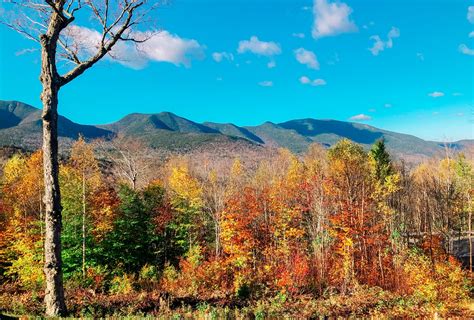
<box><xmin>40</xmin><ymin>13</ymin><xmax>67</xmax><ymax>316</ymax></box>
<box><xmin>41</xmin><ymin>85</ymin><xmax>67</xmax><ymax>316</ymax></box>
<box><xmin>214</xmin><ymin>219</ymin><xmax>220</xmax><ymax>257</ymax></box>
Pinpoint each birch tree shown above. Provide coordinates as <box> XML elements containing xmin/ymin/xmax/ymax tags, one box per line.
<box><xmin>70</xmin><ymin>137</ymin><xmax>100</xmax><ymax>279</ymax></box>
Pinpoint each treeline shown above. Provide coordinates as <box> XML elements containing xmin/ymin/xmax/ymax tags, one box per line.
<box><xmin>0</xmin><ymin>138</ymin><xmax>472</xmax><ymax>317</ymax></box>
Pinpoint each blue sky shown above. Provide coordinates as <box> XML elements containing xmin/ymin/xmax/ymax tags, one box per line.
<box><xmin>0</xmin><ymin>0</ymin><xmax>473</xmax><ymax>141</ymax></box>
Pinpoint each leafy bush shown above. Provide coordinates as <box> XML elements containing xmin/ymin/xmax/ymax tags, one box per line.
<box><xmin>109</xmin><ymin>274</ymin><xmax>134</xmax><ymax>295</ymax></box>
<box><xmin>399</xmin><ymin>250</ymin><xmax>470</xmax><ymax>307</ymax></box>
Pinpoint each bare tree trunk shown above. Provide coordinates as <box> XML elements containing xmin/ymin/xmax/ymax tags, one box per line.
<box><xmin>2</xmin><ymin>0</ymin><xmax>152</xmax><ymax>315</ymax></box>
<box><xmin>214</xmin><ymin>219</ymin><xmax>220</xmax><ymax>257</ymax></box>
<box><xmin>41</xmin><ymin>87</ymin><xmax>66</xmax><ymax>316</ymax></box>
<box><xmin>40</xmin><ymin>20</ymin><xmax>67</xmax><ymax>316</ymax></box>
<box><xmin>39</xmin><ymin>188</ymin><xmax>44</xmax><ymax>264</ymax></box>
<box><xmin>378</xmin><ymin>247</ymin><xmax>385</xmax><ymax>287</ymax></box>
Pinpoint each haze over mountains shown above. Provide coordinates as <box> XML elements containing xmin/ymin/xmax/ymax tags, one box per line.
<box><xmin>0</xmin><ymin>100</ymin><xmax>471</xmax><ymax>160</ymax></box>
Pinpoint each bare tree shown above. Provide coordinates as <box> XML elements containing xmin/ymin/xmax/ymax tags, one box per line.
<box><xmin>1</xmin><ymin>0</ymin><xmax>160</xmax><ymax>315</ymax></box>
<box><xmin>98</xmin><ymin>136</ymin><xmax>157</xmax><ymax>189</ymax></box>
<box><xmin>196</xmin><ymin>158</ymin><xmax>227</xmax><ymax>257</ymax></box>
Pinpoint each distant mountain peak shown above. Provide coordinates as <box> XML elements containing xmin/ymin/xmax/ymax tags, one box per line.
<box><xmin>0</xmin><ymin>100</ymin><xmax>471</xmax><ymax>161</ymax></box>
<box><xmin>0</xmin><ymin>100</ymin><xmax>39</xmax><ymax>130</ymax></box>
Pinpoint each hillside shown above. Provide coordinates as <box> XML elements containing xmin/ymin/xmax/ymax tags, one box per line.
<box><xmin>258</xmin><ymin>118</ymin><xmax>447</xmax><ymax>159</ymax></box>
<box><xmin>0</xmin><ymin>100</ymin><xmax>471</xmax><ymax>160</ymax></box>
<box><xmin>0</xmin><ymin>101</ymin><xmax>113</xmax><ymax>149</ymax></box>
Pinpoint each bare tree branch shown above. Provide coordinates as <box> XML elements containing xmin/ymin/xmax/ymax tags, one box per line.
<box><xmin>60</xmin><ymin>1</ymin><xmax>149</xmax><ymax>86</ymax></box>
<box><xmin>2</xmin><ymin>0</ymin><xmax>162</xmax><ymax>87</ymax></box>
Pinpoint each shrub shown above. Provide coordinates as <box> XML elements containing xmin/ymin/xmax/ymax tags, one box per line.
<box><xmin>399</xmin><ymin>250</ymin><xmax>470</xmax><ymax>307</ymax></box>
<box><xmin>138</xmin><ymin>264</ymin><xmax>160</xmax><ymax>291</ymax></box>
<box><xmin>109</xmin><ymin>274</ymin><xmax>134</xmax><ymax>295</ymax></box>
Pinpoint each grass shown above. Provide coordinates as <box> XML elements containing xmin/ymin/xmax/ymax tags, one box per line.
<box><xmin>1</xmin><ymin>285</ymin><xmax>473</xmax><ymax>319</ymax></box>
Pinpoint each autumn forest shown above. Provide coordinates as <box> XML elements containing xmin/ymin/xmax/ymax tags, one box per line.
<box><xmin>0</xmin><ymin>0</ymin><xmax>473</xmax><ymax>317</ymax></box>
<box><xmin>0</xmin><ymin>138</ymin><xmax>472</xmax><ymax>317</ymax></box>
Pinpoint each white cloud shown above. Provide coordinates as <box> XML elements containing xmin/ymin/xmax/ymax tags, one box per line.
<box><xmin>15</xmin><ymin>48</ymin><xmax>37</xmax><ymax>56</ymax></box>
<box><xmin>386</xmin><ymin>27</ymin><xmax>400</xmax><ymax>47</ymax></box>
<box><xmin>368</xmin><ymin>108</ymin><xmax>376</xmax><ymax>112</ymax></box>
<box><xmin>313</xmin><ymin>78</ymin><xmax>327</xmax><ymax>86</ymax></box>
<box><xmin>258</xmin><ymin>80</ymin><xmax>274</xmax><ymax>87</ymax></box>
<box><xmin>294</xmin><ymin>48</ymin><xmax>320</xmax><ymax>69</ymax></box>
<box><xmin>416</xmin><ymin>52</ymin><xmax>424</xmax><ymax>61</ymax></box>
<box><xmin>349</xmin><ymin>114</ymin><xmax>372</xmax><ymax>121</ymax></box>
<box><xmin>63</xmin><ymin>26</ymin><xmax>102</xmax><ymax>53</ymax></box>
<box><xmin>237</xmin><ymin>36</ymin><xmax>281</xmax><ymax>56</ymax></box>
<box><xmin>64</xmin><ymin>25</ymin><xmax>147</xmax><ymax>69</ymax></box>
<box><xmin>138</xmin><ymin>31</ymin><xmax>205</xmax><ymax>67</ymax></box>
<box><xmin>459</xmin><ymin>44</ymin><xmax>474</xmax><ymax>55</ymax></box>
<box><xmin>369</xmin><ymin>27</ymin><xmax>400</xmax><ymax>56</ymax></box>
<box><xmin>299</xmin><ymin>76</ymin><xmax>326</xmax><ymax>86</ymax></box>
<box><xmin>453</xmin><ymin>92</ymin><xmax>463</xmax><ymax>96</ymax></box>
<box><xmin>299</xmin><ymin>76</ymin><xmax>311</xmax><ymax>84</ymax></box>
<box><xmin>212</xmin><ymin>51</ymin><xmax>234</xmax><ymax>62</ymax></box>
<box><xmin>212</xmin><ymin>52</ymin><xmax>223</xmax><ymax>62</ymax></box>
<box><xmin>292</xmin><ymin>32</ymin><xmax>305</xmax><ymax>38</ymax></box>
<box><xmin>428</xmin><ymin>91</ymin><xmax>445</xmax><ymax>98</ymax></box>
<box><xmin>368</xmin><ymin>36</ymin><xmax>384</xmax><ymax>56</ymax></box>
<box><xmin>468</xmin><ymin>6</ymin><xmax>474</xmax><ymax>23</ymax></box>
<box><xmin>362</xmin><ymin>21</ymin><xmax>375</xmax><ymax>29</ymax></box>
<box><xmin>312</xmin><ymin>0</ymin><xmax>357</xmax><ymax>39</ymax></box>
<box><xmin>363</xmin><ymin>22</ymin><xmax>374</xmax><ymax>29</ymax></box>
<box><xmin>64</xmin><ymin>26</ymin><xmax>205</xmax><ymax>69</ymax></box>
<box><xmin>457</xmin><ymin>112</ymin><xmax>465</xmax><ymax>117</ymax></box>
<box><xmin>384</xmin><ymin>103</ymin><xmax>392</xmax><ymax>108</ymax></box>
<box><xmin>267</xmin><ymin>60</ymin><xmax>276</xmax><ymax>68</ymax></box>
<box><xmin>469</xmin><ymin>31</ymin><xmax>474</xmax><ymax>38</ymax></box>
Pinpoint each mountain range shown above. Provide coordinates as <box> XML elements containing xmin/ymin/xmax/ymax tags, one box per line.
<box><xmin>0</xmin><ymin>100</ymin><xmax>472</xmax><ymax>160</ymax></box>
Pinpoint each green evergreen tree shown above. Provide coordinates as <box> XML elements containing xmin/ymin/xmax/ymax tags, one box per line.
<box><xmin>369</xmin><ymin>139</ymin><xmax>393</xmax><ymax>183</ymax></box>
<box><xmin>100</xmin><ymin>185</ymin><xmax>164</xmax><ymax>273</ymax></box>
